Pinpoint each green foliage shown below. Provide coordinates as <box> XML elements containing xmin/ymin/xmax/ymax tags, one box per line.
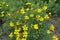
<box><xmin>0</xmin><ymin>0</ymin><xmax>59</xmax><ymax>40</ymax></box>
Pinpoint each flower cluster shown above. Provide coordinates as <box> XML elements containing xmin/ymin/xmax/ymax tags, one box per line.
<box><xmin>0</xmin><ymin>0</ymin><xmax>59</xmax><ymax>40</ymax></box>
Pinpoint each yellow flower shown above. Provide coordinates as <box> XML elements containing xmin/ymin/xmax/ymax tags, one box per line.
<box><xmin>26</xmin><ymin>2</ymin><xmax>31</xmax><ymax>5</ymax></box>
<box><xmin>37</xmin><ymin>8</ymin><xmax>42</xmax><ymax>13</ymax></box>
<box><xmin>44</xmin><ymin>14</ymin><xmax>49</xmax><ymax>19</ymax></box>
<box><xmin>52</xmin><ymin>35</ymin><xmax>59</xmax><ymax>40</ymax></box>
<box><xmin>23</xmin><ymin>31</ymin><xmax>28</xmax><ymax>38</ymax></box>
<box><xmin>20</xmin><ymin>8</ymin><xmax>25</xmax><ymax>14</ymax></box>
<box><xmin>15</xmin><ymin>28</ymin><xmax>21</xmax><ymax>32</ymax></box>
<box><xmin>26</xmin><ymin>8</ymin><xmax>30</xmax><ymax>11</ymax></box>
<box><xmin>36</xmin><ymin>15</ymin><xmax>41</xmax><ymax>20</ymax></box>
<box><xmin>16</xmin><ymin>37</ymin><xmax>20</xmax><ymax>40</ymax></box>
<box><xmin>7</xmin><ymin>13</ymin><xmax>11</xmax><ymax>16</ymax></box>
<box><xmin>47</xmin><ymin>30</ymin><xmax>51</xmax><ymax>34</ymax></box>
<box><xmin>9</xmin><ymin>22</ymin><xmax>15</xmax><ymax>27</ymax></box>
<box><xmin>50</xmin><ymin>24</ymin><xmax>54</xmax><ymax>31</ymax></box>
<box><xmin>16</xmin><ymin>34</ymin><xmax>20</xmax><ymax>37</ymax></box>
<box><xmin>30</xmin><ymin>14</ymin><xmax>34</xmax><ymax>17</ymax></box>
<box><xmin>39</xmin><ymin>17</ymin><xmax>44</xmax><ymax>21</ymax></box>
<box><xmin>16</xmin><ymin>21</ymin><xmax>20</xmax><ymax>25</ymax></box>
<box><xmin>1</xmin><ymin>13</ymin><xmax>4</xmax><ymax>17</ymax></box>
<box><xmin>6</xmin><ymin>4</ymin><xmax>9</xmax><ymax>7</ymax></box>
<box><xmin>21</xmin><ymin>38</ymin><xmax>26</xmax><ymax>40</ymax></box>
<box><xmin>9</xmin><ymin>32</ymin><xmax>13</xmax><ymax>38</ymax></box>
<box><xmin>34</xmin><ymin>24</ymin><xmax>38</xmax><ymax>30</ymax></box>
<box><xmin>14</xmin><ymin>28</ymin><xmax>20</xmax><ymax>35</ymax></box>
<box><xmin>23</xmin><ymin>31</ymin><xmax>28</xmax><ymax>35</ymax></box>
<box><xmin>1</xmin><ymin>11</ymin><xmax>4</xmax><ymax>17</ymax></box>
<box><xmin>23</xmin><ymin>34</ymin><xmax>28</xmax><ymax>38</ymax></box>
<box><xmin>43</xmin><ymin>6</ymin><xmax>47</xmax><ymax>10</ymax></box>
<box><xmin>14</xmin><ymin>31</ymin><xmax>19</xmax><ymax>35</ymax></box>
<box><xmin>22</xmin><ymin>25</ymin><xmax>28</xmax><ymax>31</ymax></box>
<box><xmin>1</xmin><ymin>11</ymin><xmax>4</xmax><ymax>13</ymax></box>
<box><xmin>49</xmin><ymin>12</ymin><xmax>51</xmax><ymax>15</ymax></box>
<box><xmin>24</xmin><ymin>15</ymin><xmax>29</xmax><ymax>20</ymax></box>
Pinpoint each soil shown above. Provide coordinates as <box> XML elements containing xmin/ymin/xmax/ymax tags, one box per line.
<box><xmin>51</xmin><ymin>16</ymin><xmax>60</xmax><ymax>39</ymax></box>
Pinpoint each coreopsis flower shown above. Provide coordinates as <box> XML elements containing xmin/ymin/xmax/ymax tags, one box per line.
<box><xmin>36</xmin><ymin>15</ymin><xmax>41</xmax><ymax>20</ymax></box>
<box><xmin>15</xmin><ymin>28</ymin><xmax>20</xmax><ymax>32</ymax></box>
<box><xmin>16</xmin><ymin>33</ymin><xmax>21</xmax><ymax>37</ymax></box>
<box><xmin>30</xmin><ymin>14</ymin><xmax>34</xmax><ymax>17</ymax></box>
<box><xmin>20</xmin><ymin>8</ymin><xmax>25</xmax><ymax>14</ymax></box>
<box><xmin>44</xmin><ymin>14</ymin><xmax>49</xmax><ymax>19</ymax></box>
<box><xmin>22</xmin><ymin>25</ymin><xmax>28</xmax><ymax>31</ymax></box>
<box><xmin>23</xmin><ymin>31</ymin><xmax>28</xmax><ymax>34</ymax></box>
<box><xmin>6</xmin><ymin>4</ymin><xmax>9</xmax><ymax>7</ymax></box>
<box><xmin>43</xmin><ymin>6</ymin><xmax>47</xmax><ymax>10</ymax></box>
<box><xmin>21</xmin><ymin>38</ymin><xmax>26</xmax><ymax>40</ymax></box>
<box><xmin>9</xmin><ymin>22</ymin><xmax>15</xmax><ymax>27</ymax></box>
<box><xmin>33</xmin><ymin>24</ymin><xmax>38</xmax><ymax>30</ymax></box>
<box><xmin>16</xmin><ymin>37</ymin><xmax>20</xmax><ymax>40</ymax></box>
<box><xmin>14</xmin><ymin>30</ymin><xmax>19</xmax><ymax>35</ymax></box>
<box><xmin>50</xmin><ymin>24</ymin><xmax>54</xmax><ymax>31</ymax></box>
<box><xmin>7</xmin><ymin>13</ymin><xmax>11</xmax><ymax>16</ymax></box>
<box><xmin>47</xmin><ymin>30</ymin><xmax>51</xmax><ymax>34</ymax></box>
<box><xmin>49</xmin><ymin>12</ymin><xmax>51</xmax><ymax>15</ymax></box>
<box><xmin>16</xmin><ymin>21</ymin><xmax>20</xmax><ymax>25</ymax></box>
<box><xmin>9</xmin><ymin>32</ymin><xmax>13</xmax><ymax>38</ymax></box>
<box><xmin>52</xmin><ymin>35</ymin><xmax>59</xmax><ymax>40</ymax></box>
<box><xmin>26</xmin><ymin>2</ymin><xmax>31</xmax><ymax>5</ymax></box>
<box><xmin>14</xmin><ymin>28</ymin><xmax>20</xmax><ymax>35</ymax></box>
<box><xmin>23</xmin><ymin>31</ymin><xmax>28</xmax><ymax>38</ymax></box>
<box><xmin>37</xmin><ymin>8</ymin><xmax>42</xmax><ymax>13</ymax></box>
<box><xmin>26</xmin><ymin>8</ymin><xmax>30</xmax><ymax>11</ymax></box>
<box><xmin>24</xmin><ymin>15</ymin><xmax>29</xmax><ymax>20</ymax></box>
<box><xmin>1</xmin><ymin>13</ymin><xmax>4</xmax><ymax>17</ymax></box>
<box><xmin>1</xmin><ymin>11</ymin><xmax>4</xmax><ymax>13</ymax></box>
<box><xmin>1</xmin><ymin>11</ymin><xmax>4</xmax><ymax>17</ymax></box>
<box><xmin>39</xmin><ymin>17</ymin><xmax>44</xmax><ymax>21</ymax></box>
